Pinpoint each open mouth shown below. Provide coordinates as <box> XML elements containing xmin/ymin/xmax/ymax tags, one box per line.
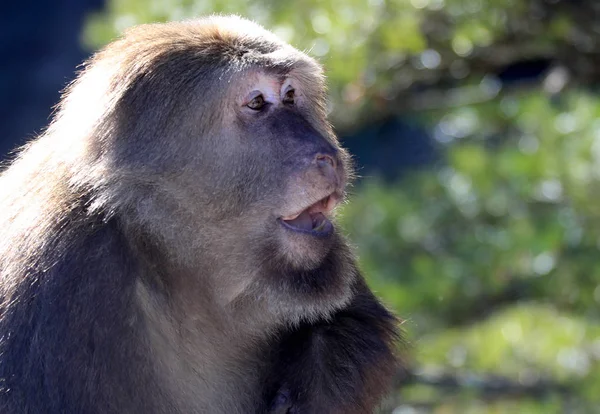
<box><xmin>279</xmin><ymin>193</ymin><xmax>339</xmax><ymax>236</ymax></box>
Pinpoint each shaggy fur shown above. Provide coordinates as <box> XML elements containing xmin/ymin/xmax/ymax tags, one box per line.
<box><xmin>0</xmin><ymin>15</ymin><xmax>399</xmax><ymax>413</ymax></box>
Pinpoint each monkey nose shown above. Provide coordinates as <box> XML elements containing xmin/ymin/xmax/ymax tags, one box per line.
<box><xmin>315</xmin><ymin>153</ymin><xmax>337</xmax><ymax>170</ymax></box>
<box><xmin>315</xmin><ymin>153</ymin><xmax>339</xmax><ymax>183</ymax></box>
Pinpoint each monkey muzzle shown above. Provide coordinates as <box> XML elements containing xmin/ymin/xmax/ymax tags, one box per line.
<box><xmin>279</xmin><ymin>191</ymin><xmax>341</xmax><ymax>237</ymax></box>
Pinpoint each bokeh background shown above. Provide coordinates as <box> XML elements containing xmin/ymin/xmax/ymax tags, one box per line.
<box><xmin>3</xmin><ymin>0</ymin><xmax>600</xmax><ymax>412</ymax></box>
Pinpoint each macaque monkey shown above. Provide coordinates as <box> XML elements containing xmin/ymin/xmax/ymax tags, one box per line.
<box><xmin>0</xmin><ymin>15</ymin><xmax>399</xmax><ymax>413</ymax></box>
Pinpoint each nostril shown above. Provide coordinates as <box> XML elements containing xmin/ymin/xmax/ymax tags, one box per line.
<box><xmin>315</xmin><ymin>154</ymin><xmax>336</xmax><ymax>169</ymax></box>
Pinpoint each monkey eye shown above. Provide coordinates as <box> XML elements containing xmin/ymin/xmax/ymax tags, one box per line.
<box><xmin>247</xmin><ymin>95</ymin><xmax>266</xmax><ymax>111</ymax></box>
<box><xmin>283</xmin><ymin>89</ymin><xmax>295</xmax><ymax>104</ymax></box>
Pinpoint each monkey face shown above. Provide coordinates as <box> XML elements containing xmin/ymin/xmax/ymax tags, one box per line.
<box><xmin>222</xmin><ymin>70</ymin><xmax>355</xmax><ymax>315</ymax></box>
<box><xmin>226</xmin><ymin>71</ymin><xmax>349</xmax><ymax>270</ymax></box>
<box><xmin>172</xmin><ymin>69</ymin><xmax>356</xmax><ymax>314</ymax></box>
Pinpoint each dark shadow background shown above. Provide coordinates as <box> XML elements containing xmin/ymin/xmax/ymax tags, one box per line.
<box><xmin>0</xmin><ymin>0</ymin><xmax>103</xmax><ymax>158</ymax></box>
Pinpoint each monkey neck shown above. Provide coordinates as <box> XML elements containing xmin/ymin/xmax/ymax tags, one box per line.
<box><xmin>135</xmin><ymin>275</ymin><xmax>271</xmax><ymax>413</ymax></box>
<box><xmin>128</xmin><ymin>231</ymin><xmax>275</xmax><ymax>412</ymax></box>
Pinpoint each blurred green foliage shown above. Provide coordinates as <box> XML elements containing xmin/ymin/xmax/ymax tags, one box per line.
<box><xmin>84</xmin><ymin>0</ymin><xmax>600</xmax><ymax>412</ymax></box>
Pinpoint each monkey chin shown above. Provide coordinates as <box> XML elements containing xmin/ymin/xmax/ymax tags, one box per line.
<box><xmin>253</xmin><ymin>223</ymin><xmax>356</xmax><ymax>323</ymax></box>
<box><xmin>275</xmin><ymin>216</ymin><xmax>336</xmax><ymax>271</ymax></box>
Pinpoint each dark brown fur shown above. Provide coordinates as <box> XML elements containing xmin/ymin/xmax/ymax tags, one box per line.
<box><xmin>0</xmin><ymin>16</ymin><xmax>399</xmax><ymax>413</ymax></box>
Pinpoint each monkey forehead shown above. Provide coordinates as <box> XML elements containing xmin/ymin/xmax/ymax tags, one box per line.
<box><xmin>236</xmin><ymin>72</ymin><xmax>283</xmax><ymax>102</ymax></box>
<box><xmin>112</xmin><ymin>16</ymin><xmax>324</xmax><ymax>93</ymax></box>
<box><xmin>230</xmin><ymin>68</ymin><xmax>321</xmax><ymax>102</ymax></box>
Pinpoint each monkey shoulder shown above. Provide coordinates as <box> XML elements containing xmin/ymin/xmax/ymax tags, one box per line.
<box><xmin>0</xmin><ymin>217</ymin><xmax>160</xmax><ymax>413</ymax></box>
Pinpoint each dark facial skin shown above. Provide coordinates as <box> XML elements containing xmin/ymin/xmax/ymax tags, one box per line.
<box><xmin>230</xmin><ymin>72</ymin><xmax>347</xmax><ymax>266</ymax></box>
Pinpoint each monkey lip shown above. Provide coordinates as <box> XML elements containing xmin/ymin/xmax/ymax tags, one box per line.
<box><xmin>279</xmin><ymin>193</ymin><xmax>340</xmax><ymax>237</ymax></box>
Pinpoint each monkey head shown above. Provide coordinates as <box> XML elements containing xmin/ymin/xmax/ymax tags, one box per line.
<box><xmin>64</xmin><ymin>16</ymin><xmax>356</xmax><ymax>323</ymax></box>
